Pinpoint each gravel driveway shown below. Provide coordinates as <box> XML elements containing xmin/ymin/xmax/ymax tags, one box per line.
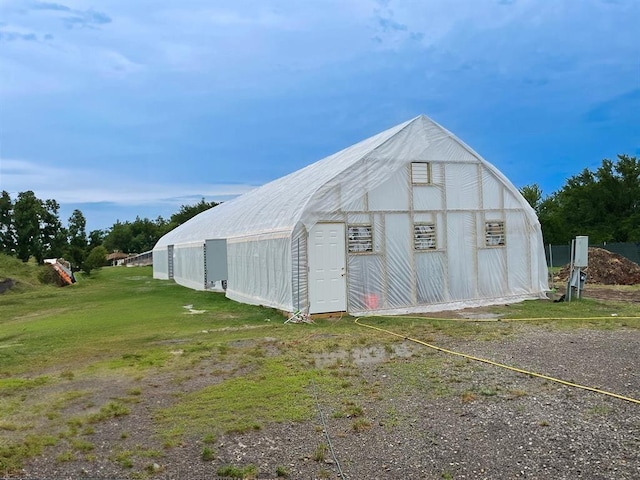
<box><xmin>16</xmin><ymin>323</ymin><xmax>640</xmax><ymax>480</ymax></box>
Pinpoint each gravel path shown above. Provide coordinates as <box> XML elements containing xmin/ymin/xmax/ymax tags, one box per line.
<box><xmin>13</xmin><ymin>324</ymin><xmax>640</xmax><ymax>480</ymax></box>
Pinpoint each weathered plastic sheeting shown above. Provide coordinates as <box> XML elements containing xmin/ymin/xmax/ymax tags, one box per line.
<box><xmin>506</xmin><ymin>210</ymin><xmax>536</xmax><ymax>295</ymax></box>
<box><xmin>173</xmin><ymin>243</ymin><xmax>205</xmax><ymax>291</ymax></box>
<box><xmin>447</xmin><ymin>212</ymin><xmax>476</xmax><ymax>301</ymax></box>
<box><xmin>347</xmin><ymin>254</ymin><xmax>384</xmax><ymax>312</ymax></box>
<box><xmin>482</xmin><ymin>169</ymin><xmax>503</xmax><ymax>209</ymax></box>
<box><xmin>531</xmin><ymin>232</ymin><xmax>549</xmax><ymax>291</ymax></box>
<box><xmin>385</xmin><ymin>214</ymin><xmax>413</xmax><ymax>308</ymax></box>
<box><xmin>291</xmin><ymin>224</ymin><xmax>309</xmax><ymax>312</ymax></box>
<box><xmin>152</xmin><ymin>114</ymin><xmax>548</xmax><ymax>315</ymax></box>
<box><xmin>369</xmin><ymin>169</ymin><xmax>410</xmax><ymax>211</ymax></box>
<box><xmin>225</xmin><ymin>234</ymin><xmax>292</xmax><ymax>312</ymax></box>
<box><xmin>445</xmin><ymin>163</ymin><xmax>480</xmax><ymax>210</ymax></box>
<box><xmin>153</xmin><ymin>247</ymin><xmax>169</xmax><ymax>280</ymax></box>
<box><xmin>351</xmin><ymin>293</ymin><xmax>544</xmax><ymax>316</ymax></box>
<box><xmin>416</xmin><ymin>252</ymin><xmax>447</xmax><ymax>303</ymax></box>
<box><xmin>478</xmin><ymin>248</ymin><xmax>507</xmax><ymax>297</ymax></box>
<box><xmin>414</xmin><ymin>181</ymin><xmax>444</xmax><ymax>211</ymax></box>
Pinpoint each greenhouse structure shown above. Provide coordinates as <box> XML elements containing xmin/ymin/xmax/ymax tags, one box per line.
<box><xmin>153</xmin><ymin>115</ymin><xmax>548</xmax><ymax>315</ymax></box>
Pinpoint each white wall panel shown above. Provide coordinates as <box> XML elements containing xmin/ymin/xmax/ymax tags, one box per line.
<box><xmin>446</xmin><ymin>212</ymin><xmax>476</xmax><ymax>300</ymax></box>
<box><xmin>369</xmin><ymin>168</ymin><xmax>410</xmax><ymax>211</ymax></box>
<box><xmin>445</xmin><ymin>163</ymin><xmax>479</xmax><ymax>210</ymax></box>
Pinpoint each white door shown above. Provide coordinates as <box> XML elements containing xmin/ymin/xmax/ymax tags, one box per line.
<box><xmin>308</xmin><ymin>223</ymin><xmax>347</xmax><ymax>314</ymax></box>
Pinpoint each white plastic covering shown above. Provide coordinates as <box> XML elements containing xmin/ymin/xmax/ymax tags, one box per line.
<box><xmin>153</xmin><ymin>115</ymin><xmax>548</xmax><ymax>314</ymax></box>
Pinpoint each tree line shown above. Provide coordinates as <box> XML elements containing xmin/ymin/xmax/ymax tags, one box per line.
<box><xmin>520</xmin><ymin>154</ymin><xmax>640</xmax><ymax>244</ymax></box>
<box><xmin>0</xmin><ymin>193</ymin><xmax>218</xmax><ymax>272</ymax></box>
<box><xmin>2</xmin><ymin>154</ymin><xmax>637</xmax><ymax>270</ymax></box>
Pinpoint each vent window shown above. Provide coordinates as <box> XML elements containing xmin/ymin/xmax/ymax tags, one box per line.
<box><xmin>411</xmin><ymin>162</ymin><xmax>431</xmax><ymax>184</ymax></box>
<box><xmin>348</xmin><ymin>225</ymin><xmax>373</xmax><ymax>253</ymax></box>
<box><xmin>485</xmin><ymin>221</ymin><xmax>505</xmax><ymax>246</ymax></box>
<box><xmin>414</xmin><ymin>223</ymin><xmax>437</xmax><ymax>250</ymax></box>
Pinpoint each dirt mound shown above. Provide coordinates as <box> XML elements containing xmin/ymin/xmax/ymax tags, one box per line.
<box><xmin>0</xmin><ymin>277</ymin><xmax>16</xmax><ymax>294</ymax></box>
<box><xmin>558</xmin><ymin>247</ymin><xmax>640</xmax><ymax>285</ymax></box>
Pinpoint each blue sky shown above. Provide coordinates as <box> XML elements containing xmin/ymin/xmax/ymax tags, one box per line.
<box><xmin>1</xmin><ymin>0</ymin><xmax>638</xmax><ymax>232</ymax></box>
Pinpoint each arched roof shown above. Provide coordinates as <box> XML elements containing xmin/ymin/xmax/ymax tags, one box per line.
<box><xmin>154</xmin><ymin>115</ymin><xmax>537</xmax><ymax>249</ymax></box>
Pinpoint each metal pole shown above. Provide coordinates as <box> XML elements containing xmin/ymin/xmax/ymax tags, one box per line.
<box><xmin>566</xmin><ymin>239</ymin><xmax>575</xmax><ymax>302</ymax></box>
<box><xmin>576</xmin><ymin>266</ymin><xmax>582</xmax><ymax>299</ymax></box>
<box><xmin>548</xmin><ymin>243</ymin><xmax>554</xmax><ymax>292</ymax></box>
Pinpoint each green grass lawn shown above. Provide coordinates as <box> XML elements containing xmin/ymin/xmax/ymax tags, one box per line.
<box><xmin>1</xmin><ymin>257</ymin><xmax>638</xmax><ymax>474</ymax></box>
<box><xmin>0</xmin><ymin>262</ymin><xmax>370</xmax><ymax>472</ymax></box>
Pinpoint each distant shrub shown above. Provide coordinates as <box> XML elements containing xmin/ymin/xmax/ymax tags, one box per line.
<box><xmin>82</xmin><ymin>246</ymin><xmax>108</xmax><ymax>276</ymax></box>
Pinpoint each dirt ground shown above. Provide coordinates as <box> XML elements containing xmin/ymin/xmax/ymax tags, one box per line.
<box><xmin>579</xmin><ymin>285</ymin><xmax>640</xmax><ymax>303</ymax></box>
<box><xmin>557</xmin><ymin>247</ymin><xmax>640</xmax><ymax>286</ymax></box>
<box><xmin>12</xmin><ymin>293</ymin><xmax>640</xmax><ymax>480</ymax></box>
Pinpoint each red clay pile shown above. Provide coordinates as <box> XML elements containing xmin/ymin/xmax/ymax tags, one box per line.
<box><xmin>558</xmin><ymin>247</ymin><xmax>640</xmax><ymax>285</ymax></box>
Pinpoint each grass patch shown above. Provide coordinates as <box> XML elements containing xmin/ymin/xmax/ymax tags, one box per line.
<box><xmin>156</xmin><ymin>358</ymin><xmax>314</xmax><ymax>441</ymax></box>
<box><xmin>312</xmin><ymin>443</ymin><xmax>328</xmax><ymax>462</ymax></box>
<box><xmin>111</xmin><ymin>449</ymin><xmax>134</xmax><ymax>468</ymax></box>
<box><xmin>588</xmin><ymin>404</ymin><xmax>612</xmax><ymax>416</ymax></box>
<box><xmin>0</xmin><ymin>254</ymin><xmax>45</xmax><ymax>292</ymax></box>
<box><xmin>0</xmin><ymin>376</ymin><xmax>50</xmax><ymax>395</ymax></box>
<box><xmin>351</xmin><ymin>418</ymin><xmax>372</xmax><ymax>432</ymax></box>
<box><xmin>70</xmin><ymin>438</ymin><xmax>94</xmax><ymax>452</ymax></box>
<box><xmin>56</xmin><ymin>450</ymin><xmax>75</xmax><ymax>463</ymax></box>
<box><xmin>0</xmin><ymin>435</ymin><xmax>57</xmax><ymax>472</ymax></box>
<box><xmin>382</xmin><ymin>354</ymin><xmax>457</xmax><ymax>398</ymax></box>
<box><xmin>216</xmin><ymin>464</ymin><xmax>258</xmax><ymax>478</ymax></box>
<box><xmin>201</xmin><ymin>446</ymin><xmax>215</xmax><ymax>461</ymax></box>
<box><xmin>87</xmin><ymin>401</ymin><xmax>130</xmax><ymax>423</ymax></box>
<box><xmin>490</xmin><ymin>296</ymin><xmax>640</xmax><ymax>327</ymax></box>
<box><xmin>478</xmin><ymin>387</ymin><xmax>499</xmax><ymax>397</ymax></box>
<box><xmin>276</xmin><ymin>465</ymin><xmax>289</xmax><ymax>477</ymax></box>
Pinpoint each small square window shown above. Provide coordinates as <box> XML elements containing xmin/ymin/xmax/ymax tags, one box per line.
<box><xmin>348</xmin><ymin>225</ymin><xmax>373</xmax><ymax>253</ymax></box>
<box><xmin>485</xmin><ymin>221</ymin><xmax>505</xmax><ymax>246</ymax></box>
<box><xmin>411</xmin><ymin>162</ymin><xmax>431</xmax><ymax>184</ymax></box>
<box><xmin>414</xmin><ymin>223</ymin><xmax>436</xmax><ymax>250</ymax></box>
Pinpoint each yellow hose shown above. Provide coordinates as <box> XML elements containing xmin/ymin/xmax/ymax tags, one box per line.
<box><xmin>501</xmin><ymin>316</ymin><xmax>640</xmax><ymax>322</ymax></box>
<box><xmin>354</xmin><ymin>317</ymin><xmax>640</xmax><ymax>405</ymax></box>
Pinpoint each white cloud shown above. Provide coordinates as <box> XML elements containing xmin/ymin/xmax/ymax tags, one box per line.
<box><xmin>0</xmin><ymin>158</ymin><xmax>254</xmax><ymax>206</ymax></box>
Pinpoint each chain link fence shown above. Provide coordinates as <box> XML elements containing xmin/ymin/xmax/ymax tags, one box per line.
<box><xmin>545</xmin><ymin>242</ymin><xmax>640</xmax><ymax>268</ymax></box>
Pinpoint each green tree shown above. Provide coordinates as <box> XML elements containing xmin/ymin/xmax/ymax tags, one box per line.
<box><xmin>129</xmin><ymin>216</ymin><xmax>161</xmax><ymax>253</ymax></box>
<box><xmin>42</xmin><ymin>199</ymin><xmax>67</xmax><ymax>259</ymax></box>
<box><xmin>9</xmin><ymin>191</ymin><xmax>67</xmax><ymax>262</ymax></box>
<box><xmin>13</xmin><ymin>191</ymin><xmax>44</xmax><ymax>262</ymax></box>
<box><xmin>610</xmin><ymin>154</ymin><xmax>640</xmax><ymax>240</ymax></box>
<box><xmin>67</xmin><ymin>209</ymin><xmax>88</xmax><ymax>268</ymax></box>
<box><xmin>103</xmin><ymin>220</ymin><xmax>133</xmax><ymax>253</ymax></box>
<box><xmin>519</xmin><ymin>184</ymin><xmax>543</xmax><ymax>214</ymax></box>
<box><xmin>169</xmin><ymin>198</ymin><xmax>219</xmax><ymax>228</ymax></box>
<box><xmin>88</xmin><ymin>229</ymin><xmax>106</xmax><ymax>249</ymax></box>
<box><xmin>537</xmin><ymin>192</ymin><xmax>566</xmax><ymax>245</ymax></box>
<box><xmin>82</xmin><ymin>245</ymin><xmax>107</xmax><ymax>275</ymax></box>
<box><xmin>0</xmin><ymin>190</ymin><xmax>15</xmax><ymax>254</ymax></box>
<box><xmin>556</xmin><ymin>155</ymin><xmax>639</xmax><ymax>243</ymax></box>
<box><xmin>101</xmin><ymin>199</ymin><xmax>219</xmax><ymax>254</ymax></box>
<box><xmin>534</xmin><ymin>154</ymin><xmax>640</xmax><ymax>244</ymax></box>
